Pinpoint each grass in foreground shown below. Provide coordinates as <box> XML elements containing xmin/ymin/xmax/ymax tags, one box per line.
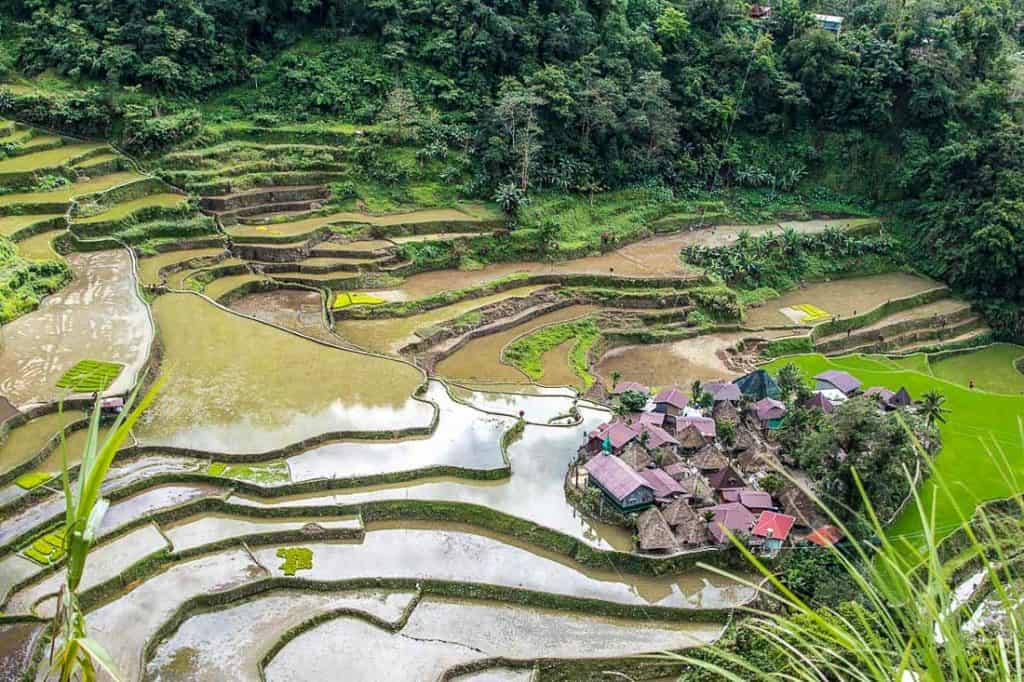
<box><xmin>677</xmin><ymin>458</ymin><xmax>1024</xmax><ymax>681</ymax></box>
<box><xmin>762</xmin><ymin>353</ymin><xmax>1024</xmax><ymax>541</ymax></box>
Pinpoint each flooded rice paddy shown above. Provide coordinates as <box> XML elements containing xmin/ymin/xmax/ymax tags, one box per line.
<box><xmin>226</xmin><ymin>207</ymin><xmax>486</xmax><ymax>240</ymax></box>
<box><xmin>135</xmin><ymin>294</ymin><xmax>431</xmax><ymax>452</ymax></box>
<box><xmin>137</xmin><ymin>248</ymin><xmax>227</xmax><ymax>287</ymax></box>
<box><xmin>229</xmin><ymin>288</ymin><xmax>338</xmax><ymax>343</ymax></box>
<box><xmin>13</xmin><ymin>229</ymin><xmax>63</xmax><ymax>260</ymax></box>
<box><xmin>0</xmin><ymin>250</ymin><xmax>153</xmax><ymax>409</ymax></box>
<box><xmin>0</xmin><ymin>409</ymin><xmax>84</xmax><ymax>476</ymax></box>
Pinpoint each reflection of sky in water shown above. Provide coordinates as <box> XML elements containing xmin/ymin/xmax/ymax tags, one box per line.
<box><xmin>289</xmin><ymin>383</ymin><xmax>511</xmax><ymax>479</ymax></box>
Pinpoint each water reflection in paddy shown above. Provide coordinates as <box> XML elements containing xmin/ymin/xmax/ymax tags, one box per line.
<box><xmin>146</xmin><ymin>590</ymin><xmax>415</xmax><ymax>682</ymax></box>
<box><xmin>287</xmin><ymin>382</ymin><xmax>512</xmax><ymax>481</ymax></box>
<box><xmin>229</xmin><ymin>288</ymin><xmax>338</xmax><ymax>344</ymax></box>
<box><xmin>0</xmin><ymin>250</ymin><xmax>154</xmax><ymax>409</ymax></box>
<box><xmin>162</xmin><ymin>514</ymin><xmax>361</xmax><ymax>553</ymax></box>
<box><xmin>265</xmin><ymin>595</ymin><xmax>722</xmax><ymax>682</ymax></box>
<box><xmin>135</xmin><ymin>294</ymin><xmax>432</xmax><ymax>453</ymax></box>
<box><xmin>252</xmin><ymin>528</ymin><xmax>753</xmax><ymax>609</ymax></box>
<box><xmin>449</xmin><ymin>385</ymin><xmax>588</xmax><ymax>423</ymax></box>
<box><xmin>137</xmin><ymin>248</ymin><xmax>226</xmax><ymax>287</ymax></box>
<box><xmin>0</xmin><ymin>410</ymin><xmax>85</xmax><ymax>476</ymax></box>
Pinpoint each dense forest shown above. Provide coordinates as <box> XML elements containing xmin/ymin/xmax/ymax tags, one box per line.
<box><xmin>0</xmin><ymin>0</ymin><xmax>1022</xmax><ymax>334</ymax></box>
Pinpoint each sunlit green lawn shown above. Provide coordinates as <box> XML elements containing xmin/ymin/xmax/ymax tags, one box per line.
<box><xmin>762</xmin><ymin>352</ymin><xmax>1024</xmax><ymax>541</ymax></box>
<box><xmin>929</xmin><ymin>343</ymin><xmax>1024</xmax><ymax>394</ymax></box>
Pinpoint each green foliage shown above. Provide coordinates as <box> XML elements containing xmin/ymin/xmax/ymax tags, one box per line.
<box><xmin>502</xmin><ymin>317</ymin><xmax>599</xmax><ymax>388</ymax></box>
<box><xmin>56</xmin><ymin>360</ymin><xmax>124</xmax><ymax>393</ymax></box>
<box><xmin>618</xmin><ymin>389</ymin><xmax>648</xmax><ymax>414</ymax></box>
<box><xmin>716</xmin><ymin>419</ymin><xmax>736</xmax><ymax>447</ymax></box>
<box><xmin>206</xmin><ymin>460</ymin><xmax>290</xmax><ymax>484</ymax></box>
<box><xmin>122</xmin><ymin>107</ymin><xmax>202</xmax><ymax>156</ymax></box>
<box><xmin>776</xmin><ymin>363</ymin><xmax>804</xmax><ymax>402</ymax></box>
<box><xmin>22</xmin><ymin>524</ymin><xmax>67</xmax><ymax>565</ymax></box>
<box><xmin>0</xmin><ymin>234</ymin><xmax>71</xmax><ymax>323</ymax></box>
<box><xmin>276</xmin><ymin>546</ymin><xmax>313</xmax><ymax>576</ymax></box>
<box><xmin>683</xmin><ymin>227</ymin><xmax>896</xmax><ymax>291</ymax></box>
<box><xmin>688</xmin><ymin>286</ymin><xmax>742</xmax><ymax>321</ymax></box>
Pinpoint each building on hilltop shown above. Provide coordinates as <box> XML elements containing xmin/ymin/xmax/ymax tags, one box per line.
<box><xmin>814</xmin><ymin>370</ymin><xmax>862</xmax><ymax>397</ymax></box>
<box><xmin>734</xmin><ymin>369</ymin><xmax>781</xmax><ymax>401</ymax></box>
<box><xmin>652</xmin><ymin>386</ymin><xmax>689</xmax><ymax>417</ymax></box>
<box><xmin>752</xmin><ymin>397</ymin><xmax>787</xmax><ymax>430</ymax></box>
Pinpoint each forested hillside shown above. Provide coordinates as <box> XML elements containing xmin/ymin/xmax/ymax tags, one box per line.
<box><xmin>0</xmin><ymin>0</ymin><xmax>1022</xmax><ymax>333</ymax></box>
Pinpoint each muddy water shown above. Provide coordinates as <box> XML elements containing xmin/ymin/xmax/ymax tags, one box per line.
<box><xmin>83</xmin><ymin>549</ymin><xmax>266</xmax><ymax>682</ymax></box>
<box><xmin>252</xmin><ymin>527</ymin><xmax>753</xmax><ymax>609</ymax></box>
<box><xmin>288</xmin><ymin>382</ymin><xmax>511</xmax><ymax>480</ymax></box>
<box><xmin>744</xmin><ymin>272</ymin><xmax>940</xmax><ymax>328</ymax></box>
<box><xmin>595</xmin><ymin>332</ymin><xmax>750</xmax><ymax>390</ymax></box>
<box><xmin>0</xmin><ymin>410</ymin><xmax>85</xmax><ymax>476</ymax></box>
<box><xmin>0</xmin><ymin>622</ymin><xmax>43</xmax><ymax>681</ymax></box>
<box><xmin>135</xmin><ymin>294</ymin><xmax>432</xmax><ymax>453</ymax></box>
<box><xmin>137</xmin><ymin>248</ymin><xmax>226</xmax><ymax>287</ymax></box>
<box><xmin>5</xmin><ymin>524</ymin><xmax>169</xmax><ymax>617</ymax></box>
<box><xmin>452</xmin><ymin>669</ymin><xmax>532</xmax><ymax>682</ymax></box>
<box><xmin>334</xmin><ymin>285</ymin><xmax>544</xmax><ymax>354</ymax></box>
<box><xmin>146</xmin><ymin>589</ymin><xmax>415</xmax><ymax>681</ymax></box>
<box><xmin>0</xmin><ymin>554</ymin><xmax>42</xmax><ymax>604</ymax></box>
<box><xmin>265</xmin><ymin>595</ymin><xmax>720</xmax><ymax>682</ymax></box>
<box><xmin>162</xmin><ymin>514</ymin><xmax>361</xmax><ymax>553</ymax></box>
<box><xmin>0</xmin><ymin>250</ymin><xmax>154</xmax><ymax>409</ymax></box>
<box><xmin>29</xmin><ymin>421</ymin><xmax>113</xmax><ymax>477</ymax></box>
<box><xmin>14</xmin><ymin>229</ymin><xmax>63</xmax><ymax>260</ymax></box>
<box><xmin>538</xmin><ymin>337</ymin><xmax>583</xmax><ymax>389</ymax></box>
<box><xmin>0</xmin><ymin>213</ymin><xmax>63</xmax><ymax>238</ymax></box>
<box><xmin>229</xmin><ymin>288</ymin><xmax>338</xmax><ymax>344</ymax></box>
<box><xmin>201</xmin><ymin>272</ymin><xmax>267</xmax><ymax>300</ymax></box>
<box><xmin>436</xmin><ymin>305</ymin><xmax>599</xmax><ymax>384</ymax></box>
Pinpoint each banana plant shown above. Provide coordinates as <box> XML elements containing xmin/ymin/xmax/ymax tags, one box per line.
<box><xmin>48</xmin><ymin>378</ymin><xmax>163</xmax><ymax>682</ymax></box>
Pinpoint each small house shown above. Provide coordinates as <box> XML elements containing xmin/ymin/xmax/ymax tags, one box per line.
<box><xmin>675</xmin><ymin>417</ymin><xmax>716</xmax><ymax>442</ymax></box>
<box><xmin>890</xmin><ymin>387</ymin><xmax>912</xmax><ymax>408</ymax></box>
<box><xmin>583</xmin><ymin>421</ymin><xmax>638</xmax><ymax>456</ymax></box>
<box><xmin>778</xmin><ymin>482</ymin><xmax>821</xmax><ymax>529</ymax></box>
<box><xmin>752</xmin><ymin>397</ymin><xmax>787</xmax><ymax>430</ymax></box>
<box><xmin>619</xmin><ymin>441</ymin><xmax>654</xmax><ymax>471</ymax></box>
<box><xmin>638</xmin><ymin>422</ymin><xmax>680</xmax><ymax>453</ymax></box>
<box><xmin>712</xmin><ymin>399</ymin><xmax>740</xmax><ymax>425</ymax></box>
<box><xmin>720</xmin><ymin>488</ymin><xmax>774</xmax><ymax>512</ymax></box>
<box><xmin>752</xmin><ymin>511</ymin><xmax>796</xmax><ymax>554</ymax></box>
<box><xmin>802</xmin><ymin>392</ymin><xmax>834</xmax><ymax>413</ymax></box>
<box><xmin>653</xmin><ymin>387</ymin><xmax>689</xmax><ymax>417</ymax></box>
<box><xmin>677</xmin><ymin>424</ymin><xmax>708</xmax><ymax>450</ymax></box>
<box><xmin>583</xmin><ymin>454</ymin><xmax>655</xmax><ymax>512</ymax></box>
<box><xmin>706</xmin><ymin>502</ymin><xmax>756</xmax><ymax>544</ymax></box>
<box><xmin>691</xmin><ymin>444</ymin><xmax>730</xmax><ymax>472</ymax></box>
<box><xmin>678</xmin><ymin>473</ymin><xmax>714</xmax><ymax>505</ymax></box>
<box><xmin>705</xmin><ymin>382</ymin><xmax>742</xmax><ymax>403</ymax></box>
<box><xmin>99</xmin><ymin>396</ymin><xmax>125</xmax><ymax>416</ymax></box>
<box><xmin>866</xmin><ymin>386</ymin><xmax>912</xmax><ymax>410</ymax></box>
<box><xmin>639</xmin><ymin>467</ymin><xmax>686</xmax><ymax>503</ymax></box>
<box><xmin>750</xmin><ymin>3</ymin><xmax>772</xmax><ymax>18</ymax></box>
<box><xmin>734</xmin><ymin>369</ymin><xmax>782</xmax><ymax>401</ymax></box>
<box><xmin>813</xmin><ymin>13</ymin><xmax>844</xmax><ymax>33</ymax></box>
<box><xmin>708</xmin><ymin>465</ymin><xmax>746</xmax><ymax>490</ymax></box>
<box><xmin>814</xmin><ymin>370</ymin><xmax>861</xmax><ymax>397</ymax></box>
<box><xmin>637</xmin><ymin>507</ymin><xmax>678</xmax><ymax>552</ymax></box>
<box><xmin>610</xmin><ymin>380</ymin><xmax>649</xmax><ymax>396</ymax></box>
<box><xmin>662</xmin><ymin>498</ymin><xmax>708</xmax><ymax>546</ymax></box>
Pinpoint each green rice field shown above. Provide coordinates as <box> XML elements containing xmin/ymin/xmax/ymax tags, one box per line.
<box><xmin>762</xmin><ymin>352</ymin><xmax>1024</xmax><ymax>542</ymax></box>
<box><xmin>929</xmin><ymin>343</ymin><xmax>1024</xmax><ymax>394</ymax></box>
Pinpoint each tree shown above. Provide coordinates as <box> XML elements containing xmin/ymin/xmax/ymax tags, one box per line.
<box><xmin>51</xmin><ymin>380</ymin><xmax>162</xmax><ymax>681</ymax></box>
<box><xmin>919</xmin><ymin>390</ymin><xmax>951</xmax><ymax>425</ymax></box>
<box><xmin>494</xmin><ymin>79</ymin><xmax>545</xmax><ymax>190</ymax></box>
<box><xmin>692</xmin><ymin>380</ymin><xmax>712</xmax><ymax>409</ymax></box>
<box><xmin>776</xmin><ymin>363</ymin><xmax>804</xmax><ymax>403</ymax></box>
<box><xmin>377</xmin><ymin>87</ymin><xmax>421</xmax><ymax>142</ymax></box>
<box><xmin>618</xmin><ymin>389</ymin><xmax>648</xmax><ymax>413</ymax></box>
<box><xmin>610</xmin><ymin>371</ymin><xmax>622</xmax><ymax>390</ymax></box>
<box><xmin>493</xmin><ymin>183</ymin><xmax>526</xmax><ymax>228</ymax></box>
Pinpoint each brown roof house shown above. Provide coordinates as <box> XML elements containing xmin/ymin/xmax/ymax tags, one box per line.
<box><xmin>637</xmin><ymin>507</ymin><xmax>678</xmax><ymax>552</ymax></box>
<box><xmin>619</xmin><ymin>441</ymin><xmax>654</xmax><ymax>471</ymax></box>
<box><xmin>610</xmin><ymin>380</ymin><xmax>649</xmax><ymax>396</ymax></box>
<box><xmin>712</xmin><ymin>399</ymin><xmax>741</xmax><ymax>425</ymax></box>
<box><xmin>708</xmin><ymin>465</ymin><xmax>746</xmax><ymax>490</ymax></box>
<box><xmin>778</xmin><ymin>482</ymin><xmax>822</xmax><ymax>528</ymax></box>
<box><xmin>677</xmin><ymin>472</ymin><xmax>715</xmax><ymax>505</ymax></box>
<box><xmin>675</xmin><ymin>417</ymin><xmax>716</xmax><ymax>444</ymax></box>
<box><xmin>662</xmin><ymin>498</ymin><xmax>709</xmax><ymax>547</ymax></box>
<box><xmin>584</xmin><ymin>454</ymin><xmax>655</xmax><ymax>512</ymax></box>
<box><xmin>752</xmin><ymin>397</ymin><xmax>787</xmax><ymax>430</ymax></box>
<box><xmin>691</xmin><ymin>444</ymin><xmax>730</xmax><ymax>472</ymax></box>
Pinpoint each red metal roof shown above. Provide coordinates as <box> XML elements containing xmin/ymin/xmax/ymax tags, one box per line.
<box><xmin>752</xmin><ymin>511</ymin><xmax>796</xmax><ymax>541</ymax></box>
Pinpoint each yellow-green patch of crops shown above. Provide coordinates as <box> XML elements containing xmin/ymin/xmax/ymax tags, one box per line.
<box><xmin>22</xmin><ymin>525</ymin><xmax>67</xmax><ymax>565</ymax></box>
<box><xmin>207</xmin><ymin>460</ymin><xmax>290</xmax><ymax>484</ymax></box>
<box><xmin>332</xmin><ymin>291</ymin><xmax>385</xmax><ymax>309</ymax></box>
<box><xmin>276</xmin><ymin>546</ymin><xmax>313</xmax><ymax>576</ymax></box>
<box><xmin>14</xmin><ymin>471</ymin><xmax>54</xmax><ymax>490</ymax></box>
<box><xmin>55</xmin><ymin>359</ymin><xmax>124</xmax><ymax>392</ymax></box>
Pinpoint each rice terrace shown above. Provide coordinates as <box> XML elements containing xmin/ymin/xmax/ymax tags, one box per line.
<box><xmin>1</xmin><ymin>1</ymin><xmax>1024</xmax><ymax>680</ymax></box>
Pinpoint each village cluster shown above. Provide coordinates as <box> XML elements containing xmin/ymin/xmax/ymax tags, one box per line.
<box><xmin>572</xmin><ymin>368</ymin><xmax>912</xmax><ymax>556</ymax></box>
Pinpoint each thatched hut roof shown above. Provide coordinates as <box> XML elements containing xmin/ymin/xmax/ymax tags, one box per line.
<box><xmin>637</xmin><ymin>507</ymin><xmax>678</xmax><ymax>552</ymax></box>
<box><xmin>677</xmin><ymin>424</ymin><xmax>707</xmax><ymax>449</ymax></box>
<box><xmin>678</xmin><ymin>473</ymin><xmax>714</xmax><ymax>504</ymax></box>
<box><xmin>736</xmin><ymin>444</ymin><xmax>782</xmax><ymax>474</ymax></box>
<box><xmin>712</xmin><ymin>399</ymin><xmax>740</xmax><ymax>425</ymax></box>
<box><xmin>778</xmin><ymin>482</ymin><xmax>822</xmax><ymax>528</ymax></box>
<box><xmin>619</xmin><ymin>441</ymin><xmax>653</xmax><ymax>471</ymax></box>
<box><xmin>662</xmin><ymin>498</ymin><xmax>707</xmax><ymax>546</ymax></box>
<box><xmin>691</xmin><ymin>445</ymin><xmax>729</xmax><ymax>471</ymax></box>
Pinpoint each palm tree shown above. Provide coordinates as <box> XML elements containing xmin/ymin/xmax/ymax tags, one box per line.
<box><xmin>920</xmin><ymin>389</ymin><xmax>950</xmax><ymax>425</ymax></box>
<box><xmin>610</xmin><ymin>371</ymin><xmax>621</xmax><ymax>391</ymax></box>
<box><xmin>49</xmin><ymin>380</ymin><xmax>162</xmax><ymax>681</ymax></box>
